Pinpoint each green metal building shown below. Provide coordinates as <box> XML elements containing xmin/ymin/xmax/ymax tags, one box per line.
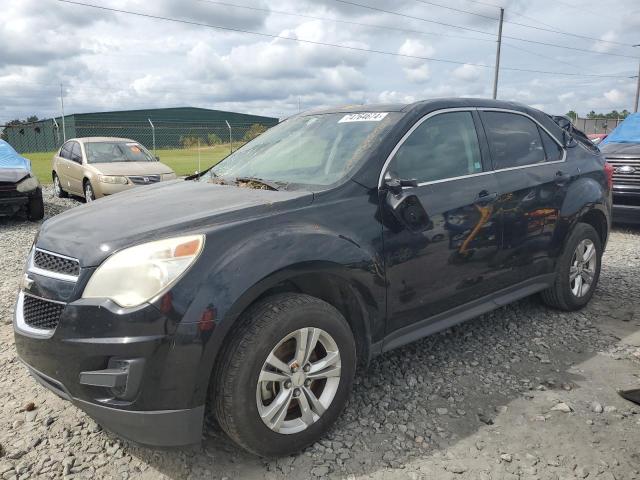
<box><xmin>5</xmin><ymin>107</ymin><xmax>279</xmax><ymax>153</ymax></box>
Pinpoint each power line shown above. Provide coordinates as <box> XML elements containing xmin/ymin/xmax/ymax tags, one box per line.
<box><xmin>195</xmin><ymin>0</ymin><xmax>497</xmax><ymax>45</ymax></box>
<box><xmin>409</xmin><ymin>0</ymin><xmax>497</xmax><ymax>21</ymax></box>
<box><xmin>503</xmin><ymin>42</ymin><xmax>583</xmax><ymax>71</ymax></box>
<box><xmin>330</xmin><ymin>0</ymin><xmax>639</xmax><ymax>59</ymax></box>
<box><xmin>54</xmin><ymin>0</ymin><xmax>636</xmax><ymax>79</ymax></box>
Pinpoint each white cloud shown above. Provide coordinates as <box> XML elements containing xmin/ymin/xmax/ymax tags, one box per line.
<box><xmin>452</xmin><ymin>64</ymin><xmax>482</xmax><ymax>82</ymax></box>
<box><xmin>604</xmin><ymin>88</ymin><xmax>626</xmax><ymax>104</ymax></box>
<box><xmin>592</xmin><ymin>31</ymin><xmax>619</xmax><ymax>53</ymax></box>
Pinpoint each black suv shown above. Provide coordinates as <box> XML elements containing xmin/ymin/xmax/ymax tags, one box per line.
<box><xmin>14</xmin><ymin>99</ymin><xmax>611</xmax><ymax>457</ymax></box>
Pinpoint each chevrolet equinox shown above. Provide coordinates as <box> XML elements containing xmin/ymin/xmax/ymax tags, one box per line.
<box><xmin>14</xmin><ymin>99</ymin><xmax>612</xmax><ymax>457</ymax></box>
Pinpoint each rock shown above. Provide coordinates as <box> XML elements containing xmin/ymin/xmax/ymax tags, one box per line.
<box><xmin>551</xmin><ymin>402</ymin><xmax>572</xmax><ymax>413</ymax></box>
<box><xmin>22</xmin><ymin>402</ymin><xmax>36</xmax><ymax>412</ymax></box>
<box><xmin>604</xmin><ymin>406</ymin><xmax>617</xmax><ymax>414</ymax></box>
<box><xmin>6</xmin><ymin>451</ymin><xmax>25</xmax><ymax>460</ymax></box>
<box><xmin>436</xmin><ymin>408</ymin><xmax>448</xmax><ymax>415</ymax></box>
<box><xmin>501</xmin><ymin>453</ymin><xmax>513</xmax><ymax>463</ymax></box>
<box><xmin>591</xmin><ymin>402</ymin><xmax>604</xmax><ymax>414</ymax></box>
<box><xmin>311</xmin><ymin>465</ymin><xmax>329</xmax><ymax>477</ymax></box>
<box><xmin>446</xmin><ymin>464</ymin><xmax>468</xmax><ymax>474</ymax></box>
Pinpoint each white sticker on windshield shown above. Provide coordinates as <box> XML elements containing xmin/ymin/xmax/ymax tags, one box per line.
<box><xmin>338</xmin><ymin>112</ymin><xmax>388</xmax><ymax>123</ymax></box>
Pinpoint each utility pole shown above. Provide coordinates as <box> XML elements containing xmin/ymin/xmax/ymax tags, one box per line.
<box><xmin>60</xmin><ymin>83</ymin><xmax>66</xmax><ymax>142</ymax></box>
<box><xmin>492</xmin><ymin>7</ymin><xmax>504</xmax><ymax>100</ymax></box>
<box><xmin>634</xmin><ymin>45</ymin><xmax>640</xmax><ymax>113</ymax></box>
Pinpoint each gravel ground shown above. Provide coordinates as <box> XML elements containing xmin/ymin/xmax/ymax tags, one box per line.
<box><xmin>1</xmin><ymin>187</ymin><xmax>640</xmax><ymax>480</ymax></box>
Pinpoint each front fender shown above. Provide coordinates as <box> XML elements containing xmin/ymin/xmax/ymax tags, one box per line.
<box><xmin>173</xmin><ymin>220</ymin><xmax>385</xmax><ymax>406</ymax></box>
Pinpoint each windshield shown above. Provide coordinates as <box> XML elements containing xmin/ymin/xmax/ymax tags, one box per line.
<box><xmin>85</xmin><ymin>141</ymin><xmax>155</xmax><ymax>164</ymax></box>
<box><xmin>202</xmin><ymin>112</ymin><xmax>400</xmax><ymax>187</ymax></box>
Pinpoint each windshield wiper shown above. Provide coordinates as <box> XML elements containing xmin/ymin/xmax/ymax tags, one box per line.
<box><xmin>235</xmin><ymin>176</ymin><xmax>281</xmax><ymax>191</ymax></box>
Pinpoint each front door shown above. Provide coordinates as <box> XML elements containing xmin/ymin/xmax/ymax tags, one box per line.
<box><xmin>67</xmin><ymin>141</ymin><xmax>85</xmax><ymax>195</ymax></box>
<box><xmin>479</xmin><ymin>110</ymin><xmax>570</xmax><ymax>285</ymax></box>
<box><xmin>381</xmin><ymin>110</ymin><xmax>503</xmax><ymax>335</ymax></box>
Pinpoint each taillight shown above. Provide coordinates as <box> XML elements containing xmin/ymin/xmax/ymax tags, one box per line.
<box><xmin>604</xmin><ymin>162</ymin><xmax>614</xmax><ymax>190</ymax></box>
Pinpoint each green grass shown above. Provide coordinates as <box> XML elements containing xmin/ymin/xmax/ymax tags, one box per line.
<box><xmin>23</xmin><ymin>144</ymin><xmax>241</xmax><ymax>184</ymax></box>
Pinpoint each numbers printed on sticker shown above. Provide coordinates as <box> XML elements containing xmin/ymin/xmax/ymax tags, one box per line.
<box><xmin>338</xmin><ymin>112</ymin><xmax>389</xmax><ymax>123</ymax></box>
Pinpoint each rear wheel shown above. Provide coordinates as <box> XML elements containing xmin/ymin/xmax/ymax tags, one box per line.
<box><xmin>541</xmin><ymin>223</ymin><xmax>602</xmax><ymax>311</ymax></box>
<box><xmin>27</xmin><ymin>188</ymin><xmax>44</xmax><ymax>221</ymax></box>
<box><xmin>212</xmin><ymin>293</ymin><xmax>356</xmax><ymax>457</ymax></box>
<box><xmin>84</xmin><ymin>180</ymin><xmax>95</xmax><ymax>203</ymax></box>
<box><xmin>53</xmin><ymin>173</ymin><xmax>67</xmax><ymax>198</ymax></box>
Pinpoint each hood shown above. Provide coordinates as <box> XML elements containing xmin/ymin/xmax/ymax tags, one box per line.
<box><xmin>0</xmin><ymin>140</ymin><xmax>31</xmax><ymax>175</ymax></box>
<box><xmin>600</xmin><ymin>142</ymin><xmax>640</xmax><ymax>158</ymax></box>
<box><xmin>36</xmin><ymin>180</ymin><xmax>313</xmax><ymax>266</ymax></box>
<box><xmin>90</xmin><ymin>161</ymin><xmax>174</xmax><ymax>176</ymax></box>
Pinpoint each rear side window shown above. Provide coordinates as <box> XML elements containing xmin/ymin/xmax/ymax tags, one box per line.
<box><xmin>539</xmin><ymin>128</ymin><xmax>563</xmax><ymax>161</ymax></box>
<box><xmin>390</xmin><ymin>111</ymin><xmax>483</xmax><ymax>183</ymax></box>
<box><xmin>482</xmin><ymin>112</ymin><xmax>545</xmax><ymax>169</ymax></box>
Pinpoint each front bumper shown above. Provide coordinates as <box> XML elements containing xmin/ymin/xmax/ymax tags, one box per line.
<box><xmin>613</xmin><ymin>204</ymin><xmax>640</xmax><ymax>224</ymax></box>
<box><xmin>13</xmin><ymin>281</ymin><xmax>206</xmax><ymax>446</ymax></box>
<box><xmin>0</xmin><ymin>191</ymin><xmax>31</xmax><ymax>216</ymax></box>
<box><xmin>23</xmin><ymin>362</ymin><xmax>204</xmax><ymax>446</ymax></box>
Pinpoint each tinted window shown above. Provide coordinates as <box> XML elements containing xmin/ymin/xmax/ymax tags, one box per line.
<box><xmin>540</xmin><ymin>128</ymin><xmax>563</xmax><ymax>161</ymax></box>
<box><xmin>482</xmin><ymin>112</ymin><xmax>545</xmax><ymax>169</ymax></box>
<box><xmin>390</xmin><ymin>111</ymin><xmax>483</xmax><ymax>183</ymax></box>
<box><xmin>70</xmin><ymin>142</ymin><xmax>82</xmax><ymax>163</ymax></box>
<box><xmin>60</xmin><ymin>142</ymin><xmax>72</xmax><ymax>160</ymax></box>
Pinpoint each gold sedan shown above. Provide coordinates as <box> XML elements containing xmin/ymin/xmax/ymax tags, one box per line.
<box><xmin>52</xmin><ymin>137</ymin><xmax>177</xmax><ymax>201</ymax></box>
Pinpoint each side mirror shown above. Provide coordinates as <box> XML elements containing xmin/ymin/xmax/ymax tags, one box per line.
<box><xmin>383</xmin><ymin>171</ymin><xmax>418</xmax><ymax>194</ymax></box>
<box><xmin>563</xmin><ymin>130</ymin><xmax>578</xmax><ymax>148</ymax></box>
<box><xmin>382</xmin><ymin>172</ymin><xmax>430</xmax><ymax>232</ymax></box>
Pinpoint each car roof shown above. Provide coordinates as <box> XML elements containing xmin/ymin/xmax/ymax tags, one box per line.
<box><xmin>69</xmin><ymin>137</ymin><xmax>138</xmax><ymax>144</ymax></box>
<box><xmin>302</xmin><ymin>97</ymin><xmax>547</xmax><ymax>117</ymax></box>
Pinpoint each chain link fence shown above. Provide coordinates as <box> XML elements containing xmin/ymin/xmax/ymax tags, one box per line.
<box><xmin>573</xmin><ymin>117</ymin><xmax>624</xmax><ymax>135</ymax></box>
<box><xmin>1</xmin><ymin>120</ymin><xmax>273</xmax><ymax>180</ymax></box>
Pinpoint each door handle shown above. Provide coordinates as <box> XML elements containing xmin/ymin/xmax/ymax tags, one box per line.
<box><xmin>555</xmin><ymin>170</ymin><xmax>570</xmax><ymax>185</ymax></box>
<box><xmin>475</xmin><ymin>190</ymin><xmax>498</xmax><ymax>203</ymax></box>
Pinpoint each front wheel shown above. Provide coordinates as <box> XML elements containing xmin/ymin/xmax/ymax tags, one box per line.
<box><xmin>541</xmin><ymin>223</ymin><xmax>602</xmax><ymax>311</ymax></box>
<box><xmin>212</xmin><ymin>293</ymin><xmax>356</xmax><ymax>457</ymax></box>
<box><xmin>84</xmin><ymin>180</ymin><xmax>95</xmax><ymax>203</ymax></box>
<box><xmin>53</xmin><ymin>173</ymin><xmax>68</xmax><ymax>198</ymax></box>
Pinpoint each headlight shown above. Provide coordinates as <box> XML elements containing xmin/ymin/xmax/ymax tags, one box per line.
<box><xmin>16</xmin><ymin>176</ymin><xmax>39</xmax><ymax>192</ymax></box>
<box><xmin>82</xmin><ymin>235</ymin><xmax>205</xmax><ymax>307</ymax></box>
<box><xmin>98</xmin><ymin>175</ymin><xmax>128</xmax><ymax>184</ymax></box>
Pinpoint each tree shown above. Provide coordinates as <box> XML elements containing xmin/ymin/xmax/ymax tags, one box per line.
<box><xmin>207</xmin><ymin>133</ymin><xmax>222</xmax><ymax>145</ymax></box>
<box><xmin>243</xmin><ymin>123</ymin><xmax>268</xmax><ymax>142</ymax></box>
<box><xmin>565</xmin><ymin>110</ymin><xmax>577</xmax><ymax>121</ymax></box>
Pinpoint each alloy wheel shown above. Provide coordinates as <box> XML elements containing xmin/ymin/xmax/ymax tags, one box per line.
<box><xmin>85</xmin><ymin>183</ymin><xmax>94</xmax><ymax>202</ymax></box>
<box><xmin>54</xmin><ymin>176</ymin><xmax>61</xmax><ymax>196</ymax></box>
<box><xmin>256</xmin><ymin>327</ymin><xmax>341</xmax><ymax>434</ymax></box>
<box><xmin>569</xmin><ymin>238</ymin><xmax>597</xmax><ymax>297</ymax></box>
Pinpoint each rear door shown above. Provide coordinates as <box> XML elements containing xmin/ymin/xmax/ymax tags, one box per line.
<box><xmin>479</xmin><ymin>109</ymin><xmax>569</xmax><ymax>286</ymax></box>
<box><xmin>381</xmin><ymin>109</ymin><xmax>504</xmax><ymax>335</ymax></box>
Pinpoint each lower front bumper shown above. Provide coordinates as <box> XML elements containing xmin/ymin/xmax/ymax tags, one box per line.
<box><xmin>613</xmin><ymin>204</ymin><xmax>640</xmax><ymax>224</ymax></box>
<box><xmin>0</xmin><ymin>195</ymin><xmax>29</xmax><ymax>216</ymax></box>
<box><xmin>25</xmin><ymin>362</ymin><xmax>204</xmax><ymax>446</ymax></box>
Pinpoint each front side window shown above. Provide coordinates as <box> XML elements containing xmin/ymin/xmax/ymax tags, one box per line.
<box><xmin>60</xmin><ymin>142</ymin><xmax>73</xmax><ymax>160</ymax></box>
<box><xmin>70</xmin><ymin>142</ymin><xmax>82</xmax><ymax>163</ymax></box>
<box><xmin>202</xmin><ymin>112</ymin><xmax>400</xmax><ymax>188</ymax></box>
<box><xmin>389</xmin><ymin>111</ymin><xmax>483</xmax><ymax>183</ymax></box>
<box><xmin>85</xmin><ymin>141</ymin><xmax>155</xmax><ymax>164</ymax></box>
<box><xmin>482</xmin><ymin>112</ymin><xmax>546</xmax><ymax>169</ymax></box>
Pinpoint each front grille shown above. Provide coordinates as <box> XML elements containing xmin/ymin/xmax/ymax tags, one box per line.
<box><xmin>34</xmin><ymin>250</ymin><xmax>80</xmax><ymax>277</ymax></box>
<box><xmin>0</xmin><ymin>182</ymin><xmax>17</xmax><ymax>192</ymax></box>
<box><xmin>606</xmin><ymin>157</ymin><xmax>640</xmax><ymax>187</ymax></box>
<box><xmin>23</xmin><ymin>295</ymin><xmax>65</xmax><ymax>330</ymax></box>
<box><xmin>128</xmin><ymin>175</ymin><xmax>161</xmax><ymax>185</ymax></box>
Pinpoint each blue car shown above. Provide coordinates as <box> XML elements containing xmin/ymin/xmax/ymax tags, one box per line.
<box><xmin>0</xmin><ymin>140</ymin><xmax>44</xmax><ymax>221</ymax></box>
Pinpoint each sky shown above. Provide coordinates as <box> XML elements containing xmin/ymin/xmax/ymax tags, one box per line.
<box><xmin>1</xmin><ymin>0</ymin><xmax>639</xmax><ymax>124</ymax></box>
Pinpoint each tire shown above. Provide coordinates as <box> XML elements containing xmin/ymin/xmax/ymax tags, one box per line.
<box><xmin>212</xmin><ymin>293</ymin><xmax>356</xmax><ymax>457</ymax></box>
<box><xmin>27</xmin><ymin>188</ymin><xmax>44</xmax><ymax>221</ymax></box>
<box><xmin>53</xmin><ymin>173</ymin><xmax>68</xmax><ymax>198</ymax></box>
<box><xmin>541</xmin><ymin>223</ymin><xmax>602</xmax><ymax>311</ymax></box>
<box><xmin>84</xmin><ymin>180</ymin><xmax>95</xmax><ymax>203</ymax></box>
